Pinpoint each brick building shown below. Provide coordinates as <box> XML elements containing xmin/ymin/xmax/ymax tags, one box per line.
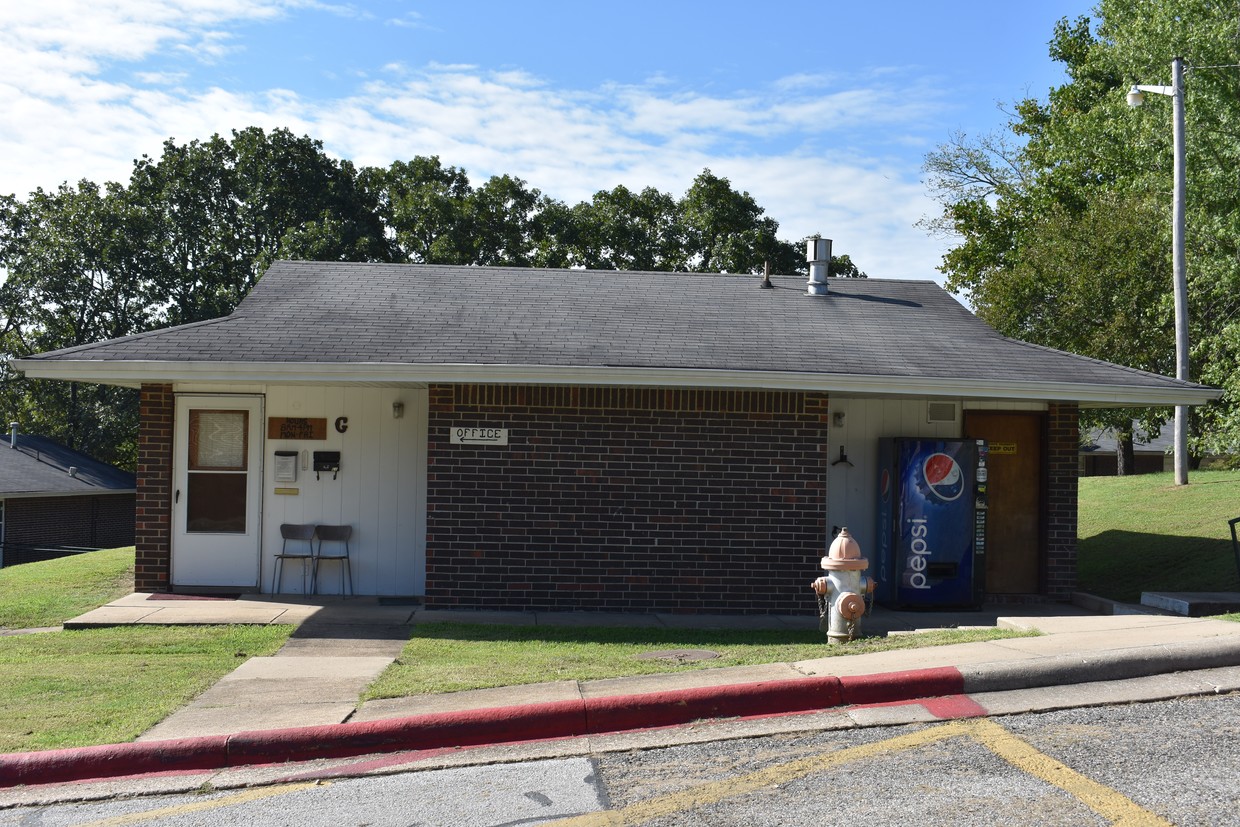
<box><xmin>14</xmin><ymin>261</ymin><xmax>1218</xmax><ymax>612</ymax></box>
<box><xmin>0</xmin><ymin>429</ymin><xmax>135</xmax><ymax>566</ymax></box>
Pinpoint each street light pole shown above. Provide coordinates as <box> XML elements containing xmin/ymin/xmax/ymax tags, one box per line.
<box><xmin>1127</xmin><ymin>56</ymin><xmax>1189</xmax><ymax>486</ymax></box>
<box><xmin>1170</xmin><ymin>56</ymin><xmax>1189</xmax><ymax>487</ymax></box>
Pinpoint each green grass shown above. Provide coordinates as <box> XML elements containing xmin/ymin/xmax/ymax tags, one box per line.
<box><xmin>1078</xmin><ymin>469</ymin><xmax>1240</xmax><ymax>603</ymax></box>
<box><xmin>0</xmin><ymin>624</ymin><xmax>289</xmax><ymax>753</ymax></box>
<box><xmin>0</xmin><ymin>550</ymin><xmax>290</xmax><ymax>754</ymax></box>
<box><xmin>10</xmin><ymin>468</ymin><xmax>1238</xmax><ymax>751</ymax></box>
<box><xmin>363</xmin><ymin>622</ymin><xmax>1025</xmax><ymax>700</ymax></box>
<box><xmin>0</xmin><ymin>547</ymin><xmax>135</xmax><ymax>629</ymax></box>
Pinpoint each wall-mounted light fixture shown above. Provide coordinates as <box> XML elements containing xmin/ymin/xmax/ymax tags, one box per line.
<box><xmin>392</xmin><ymin>401</ymin><xmax>405</xmax><ymax>419</ymax></box>
<box><xmin>832</xmin><ymin>411</ymin><xmax>846</xmax><ymax>428</ymax></box>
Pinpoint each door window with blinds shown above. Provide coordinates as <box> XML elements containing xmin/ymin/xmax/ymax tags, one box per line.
<box><xmin>186</xmin><ymin>410</ymin><xmax>249</xmax><ymax>533</ymax></box>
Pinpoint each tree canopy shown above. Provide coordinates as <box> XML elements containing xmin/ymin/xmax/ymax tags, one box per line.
<box><xmin>923</xmin><ymin>0</ymin><xmax>1240</xmax><ymax>464</ymax></box>
<box><xmin>0</xmin><ymin>129</ymin><xmax>853</xmax><ymax>468</ymax></box>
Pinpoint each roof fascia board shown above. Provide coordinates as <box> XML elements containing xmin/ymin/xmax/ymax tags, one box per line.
<box><xmin>0</xmin><ymin>489</ymin><xmax>137</xmax><ymax>499</ymax></box>
<box><xmin>13</xmin><ymin>359</ymin><xmax>1221</xmax><ymax>407</ymax></box>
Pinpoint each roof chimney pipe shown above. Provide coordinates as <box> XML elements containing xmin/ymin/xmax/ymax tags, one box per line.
<box><xmin>807</xmin><ymin>237</ymin><xmax>832</xmax><ymax>296</ymax></box>
<box><xmin>9</xmin><ymin>422</ymin><xmax>16</xmax><ymax>449</ymax></box>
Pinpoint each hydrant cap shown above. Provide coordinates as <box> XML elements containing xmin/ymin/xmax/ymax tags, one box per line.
<box><xmin>823</xmin><ymin>526</ymin><xmax>868</xmax><ymax>571</ymax></box>
<box><xmin>828</xmin><ymin>527</ymin><xmax>862</xmax><ymax>561</ymax></box>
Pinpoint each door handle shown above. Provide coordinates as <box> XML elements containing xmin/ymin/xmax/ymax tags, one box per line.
<box><xmin>175</xmin><ymin>489</ymin><xmax>180</xmax><ymax>504</ymax></box>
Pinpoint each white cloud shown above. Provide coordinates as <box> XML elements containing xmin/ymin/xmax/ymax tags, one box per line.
<box><xmin>0</xmin><ymin>2</ymin><xmax>951</xmax><ymax>282</ymax></box>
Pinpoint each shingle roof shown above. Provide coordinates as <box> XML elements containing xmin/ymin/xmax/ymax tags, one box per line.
<box><xmin>0</xmin><ymin>434</ymin><xmax>135</xmax><ymax>496</ymax></box>
<box><xmin>16</xmin><ymin>261</ymin><xmax>1217</xmax><ymax>404</ymax></box>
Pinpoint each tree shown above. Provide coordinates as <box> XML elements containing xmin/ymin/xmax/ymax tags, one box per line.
<box><xmin>466</xmin><ymin>174</ymin><xmax>562</xmax><ymax>268</ymax></box>
<box><xmin>0</xmin><ymin>131</ymin><xmax>858</xmax><ymax>469</ymax></box>
<box><xmin>364</xmin><ymin>156</ymin><xmax>475</xmax><ymax>264</ymax></box>
<box><xmin>924</xmin><ymin>1</ymin><xmax>1240</xmax><ymax>465</ymax></box>
<box><xmin>680</xmin><ymin>170</ymin><xmax>801</xmax><ymax>274</ymax></box>
<box><xmin>567</xmin><ymin>185</ymin><xmax>687</xmax><ymax>271</ymax></box>
<box><xmin>0</xmin><ymin>182</ymin><xmax>145</xmax><ymax>466</ymax></box>
<box><xmin>129</xmin><ymin>127</ymin><xmax>393</xmax><ymax>327</ymax></box>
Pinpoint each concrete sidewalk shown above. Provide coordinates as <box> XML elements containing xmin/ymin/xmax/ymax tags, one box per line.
<box><xmin>60</xmin><ymin>593</ymin><xmax>1095</xmax><ymax>737</ymax></box>
<box><xmin>5</xmin><ymin>592</ymin><xmax>1240</xmax><ymax>796</ymax></box>
<box><xmin>60</xmin><ymin>592</ymin><xmax>1240</xmax><ymax>735</ymax></box>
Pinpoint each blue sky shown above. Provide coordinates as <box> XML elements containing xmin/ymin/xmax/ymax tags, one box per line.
<box><xmin>0</xmin><ymin>1</ymin><xmax>1091</xmax><ymax>282</ymax></box>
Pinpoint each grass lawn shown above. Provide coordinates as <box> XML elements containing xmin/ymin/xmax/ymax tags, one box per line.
<box><xmin>1078</xmin><ymin>469</ymin><xmax>1240</xmax><ymax>603</ymax></box>
<box><xmin>0</xmin><ymin>551</ymin><xmax>291</xmax><ymax>753</ymax></box>
<box><xmin>8</xmin><ymin>466</ymin><xmax>1239</xmax><ymax>751</ymax></box>
<box><xmin>0</xmin><ymin>625</ymin><xmax>289</xmax><ymax>753</ymax></box>
<box><xmin>0</xmin><ymin>546</ymin><xmax>135</xmax><ymax>629</ymax></box>
<box><xmin>363</xmin><ymin>623</ymin><xmax>1025</xmax><ymax>700</ymax></box>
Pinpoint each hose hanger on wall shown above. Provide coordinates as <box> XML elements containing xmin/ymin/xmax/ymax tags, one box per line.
<box><xmin>832</xmin><ymin>446</ymin><xmax>854</xmax><ymax>468</ymax></box>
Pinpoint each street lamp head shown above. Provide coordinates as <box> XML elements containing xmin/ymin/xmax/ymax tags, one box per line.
<box><xmin>1126</xmin><ymin>85</ymin><xmax>1145</xmax><ymax>107</ymax></box>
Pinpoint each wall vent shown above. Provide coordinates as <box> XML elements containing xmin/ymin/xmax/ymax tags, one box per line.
<box><xmin>927</xmin><ymin>402</ymin><xmax>958</xmax><ymax>423</ymax></box>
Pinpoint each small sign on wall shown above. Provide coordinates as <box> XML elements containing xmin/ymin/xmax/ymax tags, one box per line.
<box><xmin>268</xmin><ymin>417</ymin><xmax>327</xmax><ymax>440</ymax></box>
<box><xmin>989</xmin><ymin>442</ymin><xmax>1018</xmax><ymax>455</ymax></box>
<box><xmin>451</xmin><ymin>426</ymin><xmax>509</xmax><ymax>445</ymax></box>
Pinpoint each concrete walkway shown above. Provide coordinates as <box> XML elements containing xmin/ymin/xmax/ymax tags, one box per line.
<box><xmin>60</xmin><ymin>591</ymin><xmax>1240</xmax><ymax>740</ymax></box>
<box><xmin>2</xmin><ymin>591</ymin><xmax>1238</xmax><ymax>797</ymax></box>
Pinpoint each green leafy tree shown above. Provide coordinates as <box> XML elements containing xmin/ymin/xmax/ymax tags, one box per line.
<box><xmin>680</xmin><ymin>170</ymin><xmax>801</xmax><ymax>274</ymax></box>
<box><xmin>0</xmin><ymin>182</ymin><xmax>145</xmax><ymax>466</ymax></box>
<box><xmin>466</xmin><ymin>174</ymin><xmax>569</xmax><ymax>268</ymax></box>
<box><xmin>568</xmin><ymin>185</ymin><xmax>687</xmax><ymax>271</ymax></box>
<box><xmin>925</xmin><ymin>1</ymin><xmax>1240</xmax><ymax>466</ymax></box>
<box><xmin>129</xmin><ymin>127</ymin><xmax>393</xmax><ymax>326</ymax></box>
<box><xmin>364</xmin><ymin>156</ymin><xmax>475</xmax><ymax>264</ymax></box>
<box><xmin>0</xmin><ymin>129</ymin><xmax>860</xmax><ymax>468</ymax></box>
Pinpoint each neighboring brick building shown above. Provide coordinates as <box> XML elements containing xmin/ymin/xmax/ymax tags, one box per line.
<box><xmin>0</xmin><ymin>430</ymin><xmax>135</xmax><ymax>566</ymax></box>
<box><xmin>13</xmin><ymin>261</ymin><xmax>1220</xmax><ymax>611</ymax></box>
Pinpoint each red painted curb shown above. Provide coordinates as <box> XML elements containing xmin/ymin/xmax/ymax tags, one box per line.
<box><xmin>583</xmin><ymin>677</ymin><xmax>844</xmax><ymax>733</ymax></box>
<box><xmin>0</xmin><ymin>735</ymin><xmax>229</xmax><ymax>788</ymax></box>
<box><xmin>0</xmin><ymin>669</ymin><xmax>966</xmax><ymax>788</ymax></box>
<box><xmin>225</xmin><ymin>699</ymin><xmax>589</xmax><ymax>765</ymax></box>
<box><xmin>839</xmin><ymin>667</ymin><xmax>964</xmax><ymax>706</ymax></box>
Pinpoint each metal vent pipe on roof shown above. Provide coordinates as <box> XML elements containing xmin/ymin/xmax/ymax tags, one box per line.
<box><xmin>9</xmin><ymin>422</ymin><xmax>16</xmax><ymax>449</ymax></box>
<box><xmin>807</xmin><ymin>237</ymin><xmax>832</xmax><ymax>296</ymax></box>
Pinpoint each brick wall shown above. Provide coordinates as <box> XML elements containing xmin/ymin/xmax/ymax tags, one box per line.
<box><xmin>135</xmin><ymin>383</ymin><xmax>173</xmax><ymax>591</ymax></box>
<box><xmin>426</xmin><ymin>385</ymin><xmax>828</xmax><ymax>614</ymax></box>
<box><xmin>1045</xmin><ymin>402</ymin><xmax>1080</xmax><ymax>600</ymax></box>
<box><xmin>5</xmin><ymin>493</ymin><xmax>134</xmax><ymax>548</ymax></box>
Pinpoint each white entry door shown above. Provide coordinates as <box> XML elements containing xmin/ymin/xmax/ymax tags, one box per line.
<box><xmin>171</xmin><ymin>395</ymin><xmax>264</xmax><ymax>589</ymax></box>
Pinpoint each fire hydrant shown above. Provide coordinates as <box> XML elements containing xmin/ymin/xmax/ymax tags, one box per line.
<box><xmin>811</xmin><ymin>527</ymin><xmax>876</xmax><ymax>644</ymax></box>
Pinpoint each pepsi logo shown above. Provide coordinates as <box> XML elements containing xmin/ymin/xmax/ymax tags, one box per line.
<box><xmin>879</xmin><ymin>468</ymin><xmax>891</xmax><ymax>502</ymax></box>
<box><xmin>921</xmin><ymin>452</ymin><xmax>964</xmax><ymax>502</ymax></box>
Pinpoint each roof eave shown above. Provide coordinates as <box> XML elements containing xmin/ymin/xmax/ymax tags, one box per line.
<box><xmin>13</xmin><ymin>359</ymin><xmax>1221</xmax><ymax>407</ymax></box>
<box><xmin>0</xmin><ymin>488</ymin><xmax>138</xmax><ymax>499</ymax></box>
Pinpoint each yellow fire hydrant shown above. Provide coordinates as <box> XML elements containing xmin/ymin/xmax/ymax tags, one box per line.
<box><xmin>811</xmin><ymin>527</ymin><xmax>876</xmax><ymax>644</ymax></box>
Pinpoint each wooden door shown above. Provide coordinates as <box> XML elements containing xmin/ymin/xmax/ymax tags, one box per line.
<box><xmin>964</xmin><ymin>412</ymin><xmax>1042</xmax><ymax>594</ymax></box>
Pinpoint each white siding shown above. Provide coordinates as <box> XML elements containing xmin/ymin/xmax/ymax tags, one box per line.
<box><xmin>257</xmin><ymin>385</ymin><xmax>427</xmax><ymax>596</ymax></box>
<box><xmin>825</xmin><ymin>397</ymin><xmax>1045</xmax><ymax>560</ymax></box>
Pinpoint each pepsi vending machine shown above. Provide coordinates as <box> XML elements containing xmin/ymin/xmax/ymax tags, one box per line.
<box><xmin>876</xmin><ymin>438</ymin><xmax>988</xmax><ymax>609</ymax></box>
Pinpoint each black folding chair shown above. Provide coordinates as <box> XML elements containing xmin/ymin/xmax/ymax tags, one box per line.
<box><xmin>272</xmin><ymin>524</ymin><xmax>317</xmax><ymax>594</ymax></box>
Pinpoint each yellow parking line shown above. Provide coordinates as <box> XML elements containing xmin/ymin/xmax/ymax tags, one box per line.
<box><xmin>550</xmin><ymin>721</ymin><xmax>974</xmax><ymax>827</ymax></box>
<box><xmin>71</xmin><ymin>781</ymin><xmax>324</xmax><ymax>827</ymax></box>
<box><xmin>551</xmin><ymin>718</ymin><xmax>1173</xmax><ymax>827</ymax></box>
<box><xmin>968</xmin><ymin>718</ymin><xmax>1173</xmax><ymax>827</ymax></box>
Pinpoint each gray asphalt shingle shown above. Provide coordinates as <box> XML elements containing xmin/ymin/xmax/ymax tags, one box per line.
<box><xmin>0</xmin><ymin>435</ymin><xmax>135</xmax><ymax>496</ymax></box>
<box><xmin>21</xmin><ymin>261</ymin><xmax>1209</xmax><ymax>395</ymax></box>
